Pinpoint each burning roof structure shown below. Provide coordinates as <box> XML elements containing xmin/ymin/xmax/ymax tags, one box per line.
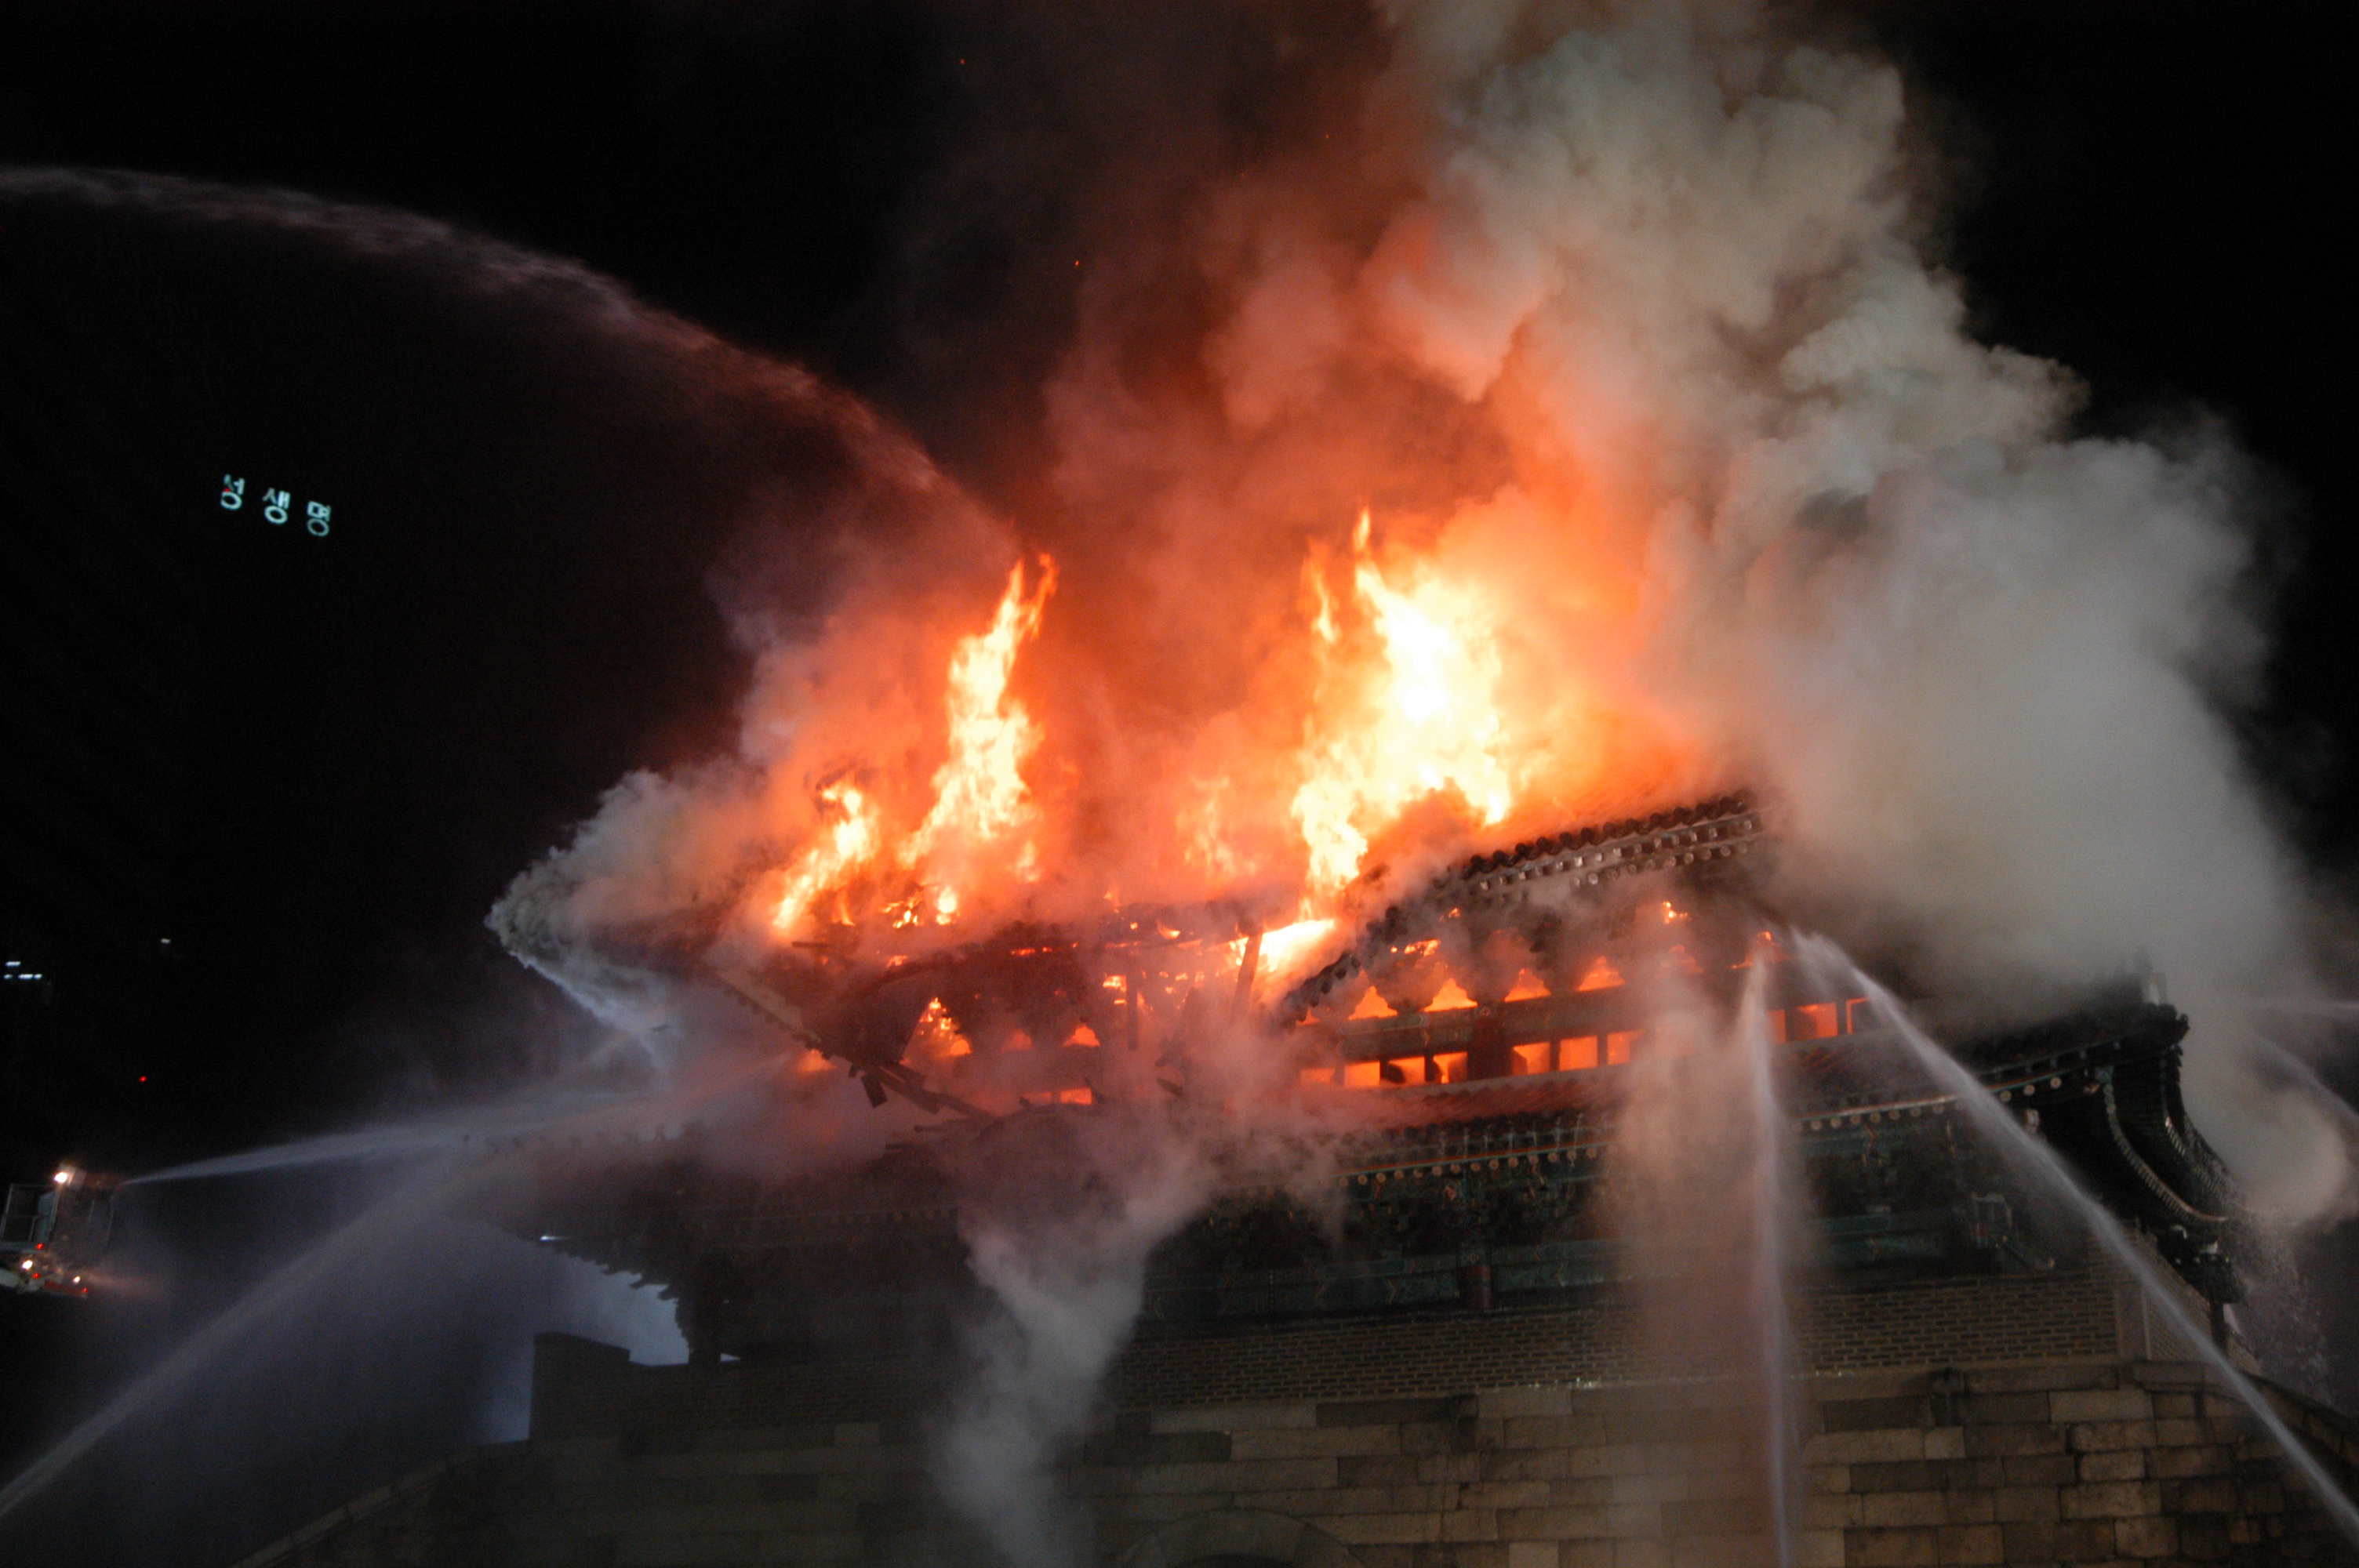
<box><xmin>501</xmin><ymin>793</ymin><xmax>2248</xmax><ymax>1368</ymax></box>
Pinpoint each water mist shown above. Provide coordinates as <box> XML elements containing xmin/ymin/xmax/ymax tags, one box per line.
<box><xmin>1797</xmin><ymin>933</ymin><xmax>2359</xmax><ymax>1547</ymax></box>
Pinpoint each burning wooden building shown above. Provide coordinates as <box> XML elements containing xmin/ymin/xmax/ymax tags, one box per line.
<box><xmin>238</xmin><ymin>798</ymin><xmax>2359</xmax><ymax>1568</ymax></box>
<box><xmin>514</xmin><ymin>793</ymin><xmax>2246</xmax><ymax>1363</ymax></box>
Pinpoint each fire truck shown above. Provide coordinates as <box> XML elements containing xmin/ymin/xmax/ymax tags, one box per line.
<box><xmin>2</xmin><ymin>1166</ymin><xmax>113</xmax><ymax>1296</ymax></box>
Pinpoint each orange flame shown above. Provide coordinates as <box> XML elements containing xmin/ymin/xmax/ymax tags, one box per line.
<box><xmin>908</xmin><ymin>557</ymin><xmax>1058</xmax><ymax>870</ymax></box>
<box><xmin>771</xmin><ymin>780</ymin><xmax>882</xmax><ymax>935</ymax></box>
<box><xmin>1293</xmin><ymin>510</ymin><xmax>1514</xmax><ymax>894</ymax></box>
<box><xmin>771</xmin><ymin>557</ymin><xmax>1056</xmax><ymax>938</ymax></box>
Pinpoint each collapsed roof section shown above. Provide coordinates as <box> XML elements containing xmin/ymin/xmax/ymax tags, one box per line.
<box><xmin>490</xmin><ymin>795</ymin><xmax>2254</xmax><ymax>1360</ymax></box>
<box><xmin>703</xmin><ymin>793</ymin><xmax>1775</xmax><ymax>1117</ymax></box>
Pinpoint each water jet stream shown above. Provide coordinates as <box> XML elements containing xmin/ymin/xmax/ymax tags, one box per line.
<box><xmin>1735</xmin><ymin>958</ymin><xmax>1796</xmax><ymax>1568</ymax></box>
<box><xmin>1796</xmin><ymin>935</ymin><xmax>2359</xmax><ymax>1547</ymax></box>
<box><xmin>125</xmin><ymin>1091</ymin><xmax>644</xmax><ymax>1185</ymax></box>
<box><xmin>0</xmin><ymin>1052</ymin><xmax>789</xmax><ymax>1523</ymax></box>
<box><xmin>0</xmin><ymin>1160</ymin><xmax>474</xmax><ymax>1525</ymax></box>
<box><xmin>2243</xmin><ymin>1033</ymin><xmax>2359</xmax><ymax>1146</ymax></box>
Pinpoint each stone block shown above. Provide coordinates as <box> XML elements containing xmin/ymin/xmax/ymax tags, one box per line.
<box><xmin>1479</xmin><ymin>1448</ymin><xmax>1570</xmax><ymax>1483</ymax></box>
<box><xmin>1232</xmin><ymin>1425</ymin><xmax>1403</xmax><ymax>1460</ymax></box>
<box><xmin>1843</xmin><ymin>1525</ymin><xmax>1939</xmax><ymax>1566</ymax></box>
<box><xmin>1318</xmin><ymin>1397</ymin><xmax>1467</xmax><ymax>1428</ymax></box>
<box><xmin>1965</xmin><ymin>1363</ymin><xmax>2113</xmax><ymax>1395</ymax></box>
<box><xmin>1998</xmin><ymin>1516</ymin><xmax>2113</xmax><ymax>1561</ymax></box>
<box><xmin>1481</xmin><ymin>1387</ymin><xmax>1573</xmax><ymax>1420</ymax></box>
<box><xmin>614</xmin><ymin>1532</ymin><xmax>763</xmax><ymax>1565</ymax></box>
<box><xmin>2150</xmin><ymin>1443</ymin><xmax>2232</xmax><ymax>1479</ymax></box>
<box><xmin>1072</xmin><ymin>1457</ymin><xmax>1337</xmax><ymax>1496</ymax></box>
<box><xmin>1998</xmin><ymin>1454</ymin><xmax>2076</xmax><ymax>1486</ymax></box>
<box><xmin>1803</xmin><ymin>1430</ymin><xmax>1925</xmax><ymax>1465</ymax></box>
<box><xmin>1961</xmin><ymin>1425</ymin><xmax>2064</xmax><ymax>1460</ymax></box>
<box><xmin>1821</xmin><ymin>1398</ymin><xmax>1932</xmax><ymax>1433</ymax></box>
<box><xmin>1440</xmin><ymin>1508</ymin><xmax>1499</xmax><ymax>1542</ymax></box>
<box><xmin>2177</xmin><ymin>1512</ymin><xmax>2234</xmax><ymax>1560</ymax></box>
<box><xmin>1090</xmin><ymin>1493</ymin><xmax>1212</xmax><ymax>1527</ymax></box>
<box><xmin>1956</xmin><ymin>1393</ymin><xmax>2048</xmax><ymax>1425</ymax></box>
<box><xmin>2076</xmin><ymin>1449</ymin><xmax>2146</xmax><ymax>1481</ymax></box>
<box><xmin>1503</xmin><ymin>1417</ymin><xmax>1610</xmax><ymax>1450</ymax></box>
<box><xmin>2165</xmin><ymin>1475</ymin><xmax>2239</xmax><ymax>1514</ymax></box>
<box><xmin>1343</xmin><ymin>1455</ymin><xmax>1424</xmax><ymax>1487</ymax></box>
<box><xmin>1604</xmin><ymin>1503</ymin><xmax>1662</xmax><ymax>1538</ymax></box>
<box><xmin>1152</xmin><ymin>1401</ymin><xmax>1317</xmax><ymax>1434</ymax></box>
<box><xmin>1400</xmin><ymin>1423</ymin><xmax>1466</xmax><ymax>1456</ymax></box>
<box><xmin>1797</xmin><ymin>1493</ymin><xmax>1861</xmax><ymax>1530</ymax></box>
<box><xmin>1605</xmin><ymin>1472</ymin><xmax>1710</xmax><ymax>1508</ymax></box>
<box><xmin>1848</xmin><ymin>1461</ymin><xmax>1936</xmax><ymax>1494</ymax></box>
<box><xmin>2067</xmin><ymin>1419</ymin><xmax>2157</xmax><ymax>1453</ymax></box>
<box><xmin>2059</xmin><ymin>1479</ymin><xmax>2161</xmax><ymax>1519</ymax></box>
<box><xmin>1080</xmin><ymin>1430</ymin><xmax>1231</xmax><ymax>1466</ymax></box>
<box><xmin>2113</xmin><ymin>1512</ymin><xmax>2178</xmax><ymax>1558</ymax></box>
<box><xmin>1345</xmin><ymin>1549</ymin><xmax>1415</xmax><ymax>1568</ymax></box>
<box><xmin>1496</xmin><ymin>1504</ymin><xmax>1610</xmax><ymax>1540</ymax></box>
<box><xmin>1790</xmin><ymin>1529</ymin><xmax>1844</xmax><ymax>1568</ymax></box>
<box><xmin>1859</xmin><ymin>1490</ymin><xmax>1947</xmax><ymax>1528</ymax></box>
<box><xmin>1922</xmin><ymin>1428</ymin><xmax>1965</xmax><ymax>1461</ymax></box>
<box><xmin>1565</xmin><ymin>1445</ymin><xmax>1655</xmax><ymax>1478</ymax></box>
<box><xmin>1543</xmin><ymin>1478</ymin><xmax>1612</xmax><ymax>1508</ymax></box>
<box><xmin>1503</xmin><ymin>1543</ymin><xmax>1558</xmax><ymax>1568</ymax></box>
<box><xmin>2050</xmin><ymin>1388</ymin><xmax>2153</xmax><ymax>1424</ymax></box>
<box><xmin>1933</xmin><ymin>1458</ymin><xmax>2005</xmax><ymax>1491</ymax></box>
<box><xmin>1656</xmin><ymin>1530</ymin><xmax>1762</xmax><ymax>1568</ymax></box>
<box><xmin>1418</xmin><ymin>1453</ymin><xmax>1485</xmax><ymax>1485</ymax></box>
<box><xmin>1321</xmin><ymin>1512</ymin><xmax>1445</xmax><ymax>1544</ymax></box>
<box><xmin>1934</xmin><ymin>1523</ymin><xmax>2003</xmax><ymax>1564</ymax></box>
<box><xmin>1232</xmin><ymin>1484</ymin><xmax>1447</xmax><ymax>1516</ymax></box>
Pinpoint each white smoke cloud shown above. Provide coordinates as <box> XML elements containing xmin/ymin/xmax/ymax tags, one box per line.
<box><xmin>934</xmin><ymin>1124</ymin><xmax>1210</xmax><ymax>1568</ymax></box>
<box><xmin>1136</xmin><ymin>0</ymin><xmax>2333</xmax><ymax>1214</ymax></box>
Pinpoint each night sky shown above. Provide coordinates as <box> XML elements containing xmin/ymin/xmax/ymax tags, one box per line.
<box><xmin>0</xmin><ymin>3</ymin><xmax>2350</xmax><ymax>1563</ymax></box>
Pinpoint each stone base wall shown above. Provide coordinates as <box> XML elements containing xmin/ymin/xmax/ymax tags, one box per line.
<box><xmin>238</xmin><ymin>1341</ymin><xmax>2358</xmax><ymax>1568</ymax></box>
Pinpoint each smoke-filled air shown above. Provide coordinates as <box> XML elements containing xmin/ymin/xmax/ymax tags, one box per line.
<box><xmin>452</xmin><ymin>2</ymin><xmax>2348</xmax><ymax>1561</ymax></box>
<box><xmin>503</xmin><ymin>0</ymin><xmax>2299</xmax><ymax>1057</ymax></box>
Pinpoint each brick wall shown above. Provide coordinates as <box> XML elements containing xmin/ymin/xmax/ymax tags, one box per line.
<box><xmin>238</xmin><ymin>1354</ymin><xmax>2359</xmax><ymax>1567</ymax></box>
<box><xmin>230</xmin><ymin>1259</ymin><xmax>2346</xmax><ymax>1568</ymax></box>
<box><xmin>525</xmin><ymin>1267</ymin><xmax>2128</xmax><ymax>1443</ymax></box>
